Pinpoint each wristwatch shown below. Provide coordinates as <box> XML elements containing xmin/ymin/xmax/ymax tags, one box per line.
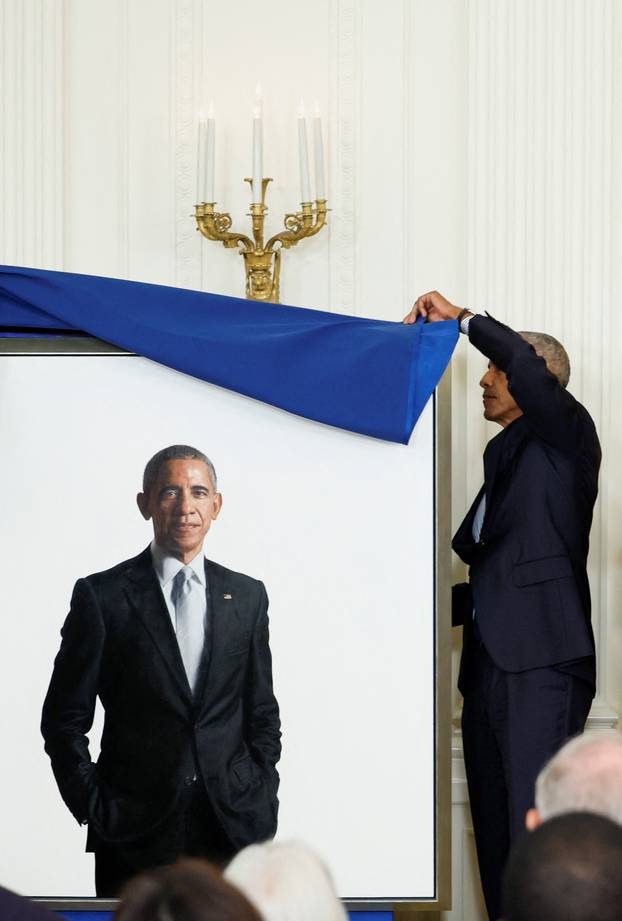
<box><xmin>456</xmin><ymin>308</ymin><xmax>474</xmax><ymax>335</ymax></box>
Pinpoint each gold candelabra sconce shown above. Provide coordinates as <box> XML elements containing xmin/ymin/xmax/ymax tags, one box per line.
<box><xmin>194</xmin><ymin>179</ymin><xmax>328</xmax><ymax>303</ymax></box>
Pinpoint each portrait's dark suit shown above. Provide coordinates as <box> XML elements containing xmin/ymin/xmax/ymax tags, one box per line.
<box><xmin>452</xmin><ymin>315</ymin><xmax>600</xmax><ymax>921</ymax></box>
<box><xmin>41</xmin><ymin>547</ymin><xmax>281</xmax><ymax>892</ymax></box>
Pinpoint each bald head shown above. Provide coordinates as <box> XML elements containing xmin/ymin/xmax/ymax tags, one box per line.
<box><xmin>533</xmin><ymin>732</ymin><xmax>622</xmax><ymax>826</ymax></box>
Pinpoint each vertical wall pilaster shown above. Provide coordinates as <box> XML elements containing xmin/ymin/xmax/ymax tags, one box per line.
<box><xmin>0</xmin><ymin>0</ymin><xmax>64</xmax><ymax>269</ymax></box>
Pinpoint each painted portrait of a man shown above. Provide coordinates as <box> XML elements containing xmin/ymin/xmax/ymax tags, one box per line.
<box><xmin>41</xmin><ymin>444</ymin><xmax>281</xmax><ymax>896</ymax></box>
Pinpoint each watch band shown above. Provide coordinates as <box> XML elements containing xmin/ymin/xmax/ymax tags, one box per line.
<box><xmin>457</xmin><ymin>309</ymin><xmax>474</xmax><ymax>335</ymax></box>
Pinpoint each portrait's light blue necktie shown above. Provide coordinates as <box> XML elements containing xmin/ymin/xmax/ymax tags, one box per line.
<box><xmin>172</xmin><ymin>566</ymin><xmax>205</xmax><ymax>693</ymax></box>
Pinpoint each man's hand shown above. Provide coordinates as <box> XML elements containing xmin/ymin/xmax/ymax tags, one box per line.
<box><xmin>403</xmin><ymin>290</ymin><xmax>463</xmax><ymax>324</ymax></box>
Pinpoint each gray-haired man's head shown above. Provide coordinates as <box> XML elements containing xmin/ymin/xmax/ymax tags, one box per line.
<box><xmin>520</xmin><ymin>331</ymin><xmax>571</xmax><ymax>389</ymax></box>
<box><xmin>479</xmin><ymin>328</ymin><xmax>571</xmax><ymax>430</ymax></box>
<box><xmin>526</xmin><ymin>732</ymin><xmax>622</xmax><ymax>831</ymax></box>
<box><xmin>225</xmin><ymin>840</ymin><xmax>348</xmax><ymax>921</ymax></box>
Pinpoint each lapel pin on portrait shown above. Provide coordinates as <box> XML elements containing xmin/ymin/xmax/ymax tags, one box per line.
<box><xmin>224</xmin><ymin>593</ymin><xmax>232</xmax><ymax>600</ymax></box>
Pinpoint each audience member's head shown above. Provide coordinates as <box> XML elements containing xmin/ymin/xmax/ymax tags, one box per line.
<box><xmin>526</xmin><ymin>731</ymin><xmax>622</xmax><ymax>830</ymax></box>
<box><xmin>503</xmin><ymin>812</ymin><xmax>622</xmax><ymax>921</ymax></box>
<box><xmin>224</xmin><ymin>840</ymin><xmax>347</xmax><ymax>921</ymax></box>
<box><xmin>115</xmin><ymin>858</ymin><xmax>262</xmax><ymax>921</ymax></box>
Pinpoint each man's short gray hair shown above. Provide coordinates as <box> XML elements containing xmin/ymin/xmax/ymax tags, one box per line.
<box><xmin>535</xmin><ymin>731</ymin><xmax>622</xmax><ymax>825</ymax></box>
<box><xmin>225</xmin><ymin>840</ymin><xmax>347</xmax><ymax>921</ymax></box>
<box><xmin>520</xmin><ymin>331</ymin><xmax>571</xmax><ymax>389</ymax></box>
<box><xmin>142</xmin><ymin>445</ymin><xmax>217</xmax><ymax>494</ymax></box>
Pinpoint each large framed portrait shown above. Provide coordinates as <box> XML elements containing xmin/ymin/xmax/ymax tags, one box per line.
<box><xmin>0</xmin><ymin>337</ymin><xmax>451</xmax><ymax>913</ymax></box>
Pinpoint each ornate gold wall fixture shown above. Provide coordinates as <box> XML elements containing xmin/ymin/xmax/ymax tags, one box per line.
<box><xmin>194</xmin><ymin>178</ymin><xmax>328</xmax><ymax>303</ymax></box>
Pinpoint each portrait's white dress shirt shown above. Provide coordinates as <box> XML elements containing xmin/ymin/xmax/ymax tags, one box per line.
<box><xmin>150</xmin><ymin>540</ymin><xmax>208</xmax><ymax>631</ymax></box>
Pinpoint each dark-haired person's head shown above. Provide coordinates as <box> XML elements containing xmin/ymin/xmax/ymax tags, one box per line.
<box><xmin>137</xmin><ymin>445</ymin><xmax>222</xmax><ymax>564</ymax></box>
<box><xmin>115</xmin><ymin>858</ymin><xmax>262</xmax><ymax>921</ymax></box>
<box><xmin>503</xmin><ymin>812</ymin><xmax>622</xmax><ymax>921</ymax></box>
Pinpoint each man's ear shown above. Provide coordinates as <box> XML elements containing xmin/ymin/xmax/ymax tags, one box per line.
<box><xmin>525</xmin><ymin>808</ymin><xmax>542</xmax><ymax>831</ymax></box>
<box><xmin>136</xmin><ymin>492</ymin><xmax>151</xmax><ymax>521</ymax></box>
<box><xmin>212</xmin><ymin>492</ymin><xmax>222</xmax><ymax>520</ymax></box>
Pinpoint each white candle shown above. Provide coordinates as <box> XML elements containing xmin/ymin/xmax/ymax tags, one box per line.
<box><xmin>205</xmin><ymin>101</ymin><xmax>215</xmax><ymax>202</ymax></box>
<box><xmin>196</xmin><ymin>118</ymin><xmax>207</xmax><ymax>202</ymax></box>
<box><xmin>297</xmin><ymin>99</ymin><xmax>311</xmax><ymax>203</ymax></box>
<box><xmin>252</xmin><ymin>84</ymin><xmax>263</xmax><ymax>204</ymax></box>
<box><xmin>312</xmin><ymin>102</ymin><xmax>326</xmax><ymax>200</ymax></box>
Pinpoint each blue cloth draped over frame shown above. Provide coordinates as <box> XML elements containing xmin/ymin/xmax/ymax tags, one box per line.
<box><xmin>0</xmin><ymin>265</ymin><xmax>458</xmax><ymax>444</ymax></box>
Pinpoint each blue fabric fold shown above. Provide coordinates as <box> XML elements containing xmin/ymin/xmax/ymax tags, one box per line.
<box><xmin>0</xmin><ymin>265</ymin><xmax>458</xmax><ymax>444</ymax></box>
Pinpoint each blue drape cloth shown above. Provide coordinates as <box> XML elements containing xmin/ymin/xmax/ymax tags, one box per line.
<box><xmin>0</xmin><ymin>265</ymin><xmax>457</xmax><ymax>444</ymax></box>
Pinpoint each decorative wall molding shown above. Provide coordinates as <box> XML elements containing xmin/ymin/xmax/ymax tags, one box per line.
<box><xmin>0</xmin><ymin>0</ymin><xmax>64</xmax><ymax>269</ymax></box>
<box><xmin>173</xmin><ymin>0</ymin><xmax>202</xmax><ymax>290</ymax></box>
<box><xmin>116</xmin><ymin>0</ymin><xmax>130</xmax><ymax>278</ymax></box>
<box><xmin>401</xmin><ymin>0</ymin><xmax>415</xmax><ymax>309</ymax></box>
<box><xmin>328</xmin><ymin>0</ymin><xmax>358</xmax><ymax>314</ymax></box>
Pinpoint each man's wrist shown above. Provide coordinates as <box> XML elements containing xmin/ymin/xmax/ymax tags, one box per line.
<box><xmin>457</xmin><ymin>309</ymin><xmax>475</xmax><ymax>335</ymax></box>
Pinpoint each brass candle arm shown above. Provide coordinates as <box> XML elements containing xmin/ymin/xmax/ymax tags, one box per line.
<box><xmin>194</xmin><ymin>177</ymin><xmax>328</xmax><ymax>302</ymax></box>
<box><xmin>194</xmin><ymin>204</ymin><xmax>253</xmax><ymax>252</ymax></box>
<box><xmin>266</xmin><ymin>199</ymin><xmax>328</xmax><ymax>251</ymax></box>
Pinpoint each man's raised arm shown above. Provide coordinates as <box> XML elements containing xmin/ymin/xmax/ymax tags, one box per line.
<box><xmin>404</xmin><ymin>290</ymin><xmax>592</xmax><ymax>455</ymax></box>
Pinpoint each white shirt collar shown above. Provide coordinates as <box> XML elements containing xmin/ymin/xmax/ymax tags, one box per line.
<box><xmin>150</xmin><ymin>540</ymin><xmax>206</xmax><ymax>587</ymax></box>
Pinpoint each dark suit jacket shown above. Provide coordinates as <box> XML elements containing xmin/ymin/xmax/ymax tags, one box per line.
<box><xmin>452</xmin><ymin>315</ymin><xmax>600</xmax><ymax>677</ymax></box>
<box><xmin>41</xmin><ymin>548</ymin><xmax>281</xmax><ymax>866</ymax></box>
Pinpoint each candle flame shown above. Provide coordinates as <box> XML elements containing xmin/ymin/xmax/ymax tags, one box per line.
<box><xmin>313</xmin><ymin>100</ymin><xmax>321</xmax><ymax>118</ymax></box>
<box><xmin>298</xmin><ymin>98</ymin><xmax>306</xmax><ymax>119</ymax></box>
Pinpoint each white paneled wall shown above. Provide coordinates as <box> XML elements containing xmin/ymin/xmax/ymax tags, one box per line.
<box><xmin>446</xmin><ymin>3</ymin><xmax>619</xmax><ymax>919</ymax></box>
<box><xmin>1</xmin><ymin>1</ymin><xmax>621</xmax><ymax>918</ymax></box>
<box><xmin>0</xmin><ymin>0</ymin><xmax>64</xmax><ymax>269</ymax></box>
<box><xmin>328</xmin><ymin>0</ymin><xmax>357</xmax><ymax>313</ymax></box>
<box><xmin>463</xmin><ymin>0</ymin><xmax>614</xmax><ymax>707</ymax></box>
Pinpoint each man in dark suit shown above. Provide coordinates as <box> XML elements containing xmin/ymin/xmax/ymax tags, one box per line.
<box><xmin>405</xmin><ymin>293</ymin><xmax>600</xmax><ymax>921</ymax></box>
<box><xmin>41</xmin><ymin>445</ymin><xmax>281</xmax><ymax>897</ymax></box>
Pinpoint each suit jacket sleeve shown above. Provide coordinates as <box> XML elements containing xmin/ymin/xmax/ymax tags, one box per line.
<box><xmin>244</xmin><ymin>582</ymin><xmax>281</xmax><ymax>787</ymax></box>
<box><xmin>468</xmin><ymin>313</ymin><xmax>588</xmax><ymax>455</ymax></box>
<box><xmin>40</xmin><ymin>578</ymin><xmax>103</xmax><ymax>824</ymax></box>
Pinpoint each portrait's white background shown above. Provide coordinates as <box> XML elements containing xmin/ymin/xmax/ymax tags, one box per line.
<box><xmin>1</xmin><ymin>1</ymin><xmax>621</xmax><ymax>917</ymax></box>
<box><xmin>0</xmin><ymin>353</ymin><xmax>435</xmax><ymax>899</ymax></box>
